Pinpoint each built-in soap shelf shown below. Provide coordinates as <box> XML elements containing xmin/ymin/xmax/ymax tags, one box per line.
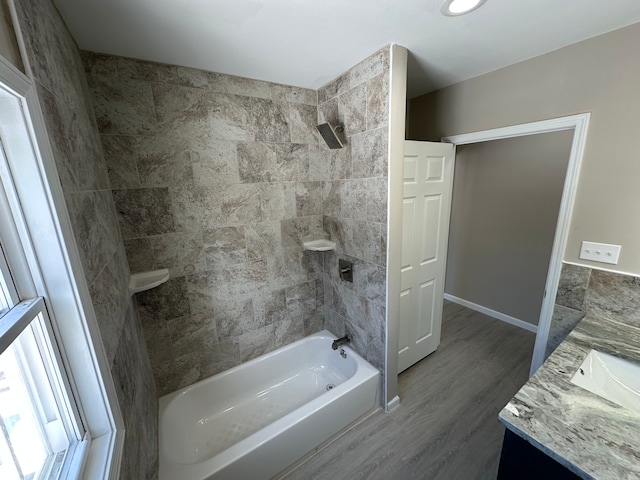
<box><xmin>303</xmin><ymin>240</ymin><xmax>336</xmax><ymax>251</ymax></box>
<box><xmin>129</xmin><ymin>268</ymin><xmax>169</xmax><ymax>295</ymax></box>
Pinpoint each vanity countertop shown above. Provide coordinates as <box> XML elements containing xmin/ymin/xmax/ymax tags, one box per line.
<box><xmin>498</xmin><ymin>313</ymin><xmax>640</xmax><ymax>480</ymax></box>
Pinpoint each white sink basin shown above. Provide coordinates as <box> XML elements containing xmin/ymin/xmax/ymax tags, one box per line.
<box><xmin>570</xmin><ymin>350</ymin><xmax>640</xmax><ymax>414</ymax></box>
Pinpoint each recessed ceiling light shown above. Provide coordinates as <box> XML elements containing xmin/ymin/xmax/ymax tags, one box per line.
<box><xmin>441</xmin><ymin>0</ymin><xmax>487</xmax><ymax>16</ymax></box>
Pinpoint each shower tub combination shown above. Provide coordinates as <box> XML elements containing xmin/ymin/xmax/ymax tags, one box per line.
<box><xmin>159</xmin><ymin>330</ymin><xmax>380</xmax><ymax>480</ymax></box>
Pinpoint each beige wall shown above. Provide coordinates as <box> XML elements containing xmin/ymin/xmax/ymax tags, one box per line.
<box><xmin>446</xmin><ymin>132</ymin><xmax>573</xmax><ymax>325</ymax></box>
<box><xmin>408</xmin><ymin>22</ymin><xmax>640</xmax><ymax>275</ymax></box>
<box><xmin>0</xmin><ymin>1</ymin><xmax>23</xmax><ymax>72</ymax></box>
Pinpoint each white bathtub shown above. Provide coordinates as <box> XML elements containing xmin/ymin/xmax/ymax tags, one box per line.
<box><xmin>158</xmin><ymin>330</ymin><xmax>380</xmax><ymax>480</ymax></box>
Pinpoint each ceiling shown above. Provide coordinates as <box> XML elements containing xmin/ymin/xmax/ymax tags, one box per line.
<box><xmin>54</xmin><ymin>0</ymin><xmax>640</xmax><ymax>99</ymax></box>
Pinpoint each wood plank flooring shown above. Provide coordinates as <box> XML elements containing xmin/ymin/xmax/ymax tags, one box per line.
<box><xmin>277</xmin><ymin>301</ymin><xmax>536</xmax><ymax>480</ymax></box>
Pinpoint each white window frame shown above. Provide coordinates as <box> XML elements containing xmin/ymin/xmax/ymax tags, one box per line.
<box><xmin>0</xmin><ymin>52</ymin><xmax>124</xmax><ymax>479</ymax></box>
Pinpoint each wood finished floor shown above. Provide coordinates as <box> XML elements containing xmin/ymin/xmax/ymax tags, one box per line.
<box><xmin>277</xmin><ymin>301</ymin><xmax>536</xmax><ymax>480</ymax></box>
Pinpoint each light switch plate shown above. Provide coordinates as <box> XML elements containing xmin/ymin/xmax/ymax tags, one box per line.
<box><xmin>579</xmin><ymin>241</ymin><xmax>621</xmax><ymax>265</ymax></box>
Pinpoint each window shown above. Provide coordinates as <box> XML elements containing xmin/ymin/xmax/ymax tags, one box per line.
<box><xmin>0</xmin><ymin>54</ymin><xmax>124</xmax><ymax>479</ymax></box>
<box><xmin>0</xmin><ymin>154</ymin><xmax>85</xmax><ymax>478</ymax></box>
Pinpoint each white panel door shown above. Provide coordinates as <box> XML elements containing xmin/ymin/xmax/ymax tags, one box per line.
<box><xmin>398</xmin><ymin>141</ymin><xmax>455</xmax><ymax>374</ymax></box>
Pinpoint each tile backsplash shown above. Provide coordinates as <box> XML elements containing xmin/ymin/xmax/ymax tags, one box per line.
<box><xmin>547</xmin><ymin>263</ymin><xmax>640</xmax><ymax>358</ymax></box>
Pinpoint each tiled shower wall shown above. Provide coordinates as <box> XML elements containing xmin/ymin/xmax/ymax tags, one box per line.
<box><xmin>547</xmin><ymin>263</ymin><xmax>640</xmax><ymax>357</ymax></box>
<box><xmin>14</xmin><ymin>1</ymin><xmax>157</xmax><ymax>478</ymax></box>
<box><xmin>82</xmin><ymin>52</ymin><xmax>330</xmax><ymax>394</ymax></box>
<box><xmin>318</xmin><ymin>48</ymin><xmax>390</xmax><ymax>381</ymax></box>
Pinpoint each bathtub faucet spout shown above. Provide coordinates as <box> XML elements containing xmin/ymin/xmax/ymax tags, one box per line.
<box><xmin>332</xmin><ymin>335</ymin><xmax>351</xmax><ymax>350</ymax></box>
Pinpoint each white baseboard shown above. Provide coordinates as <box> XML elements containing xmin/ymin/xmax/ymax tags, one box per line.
<box><xmin>386</xmin><ymin>395</ymin><xmax>400</xmax><ymax>412</ymax></box>
<box><xmin>443</xmin><ymin>294</ymin><xmax>538</xmax><ymax>333</ymax></box>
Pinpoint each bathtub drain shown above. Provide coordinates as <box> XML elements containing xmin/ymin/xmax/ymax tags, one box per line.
<box><xmin>326</xmin><ymin>384</ymin><xmax>335</xmax><ymax>391</ymax></box>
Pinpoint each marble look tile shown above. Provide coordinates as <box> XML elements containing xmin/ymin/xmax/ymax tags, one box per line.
<box><xmin>213</xmin><ymin>298</ymin><xmax>255</xmax><ymax>341</ymax></box>
<box><xmin>36</xmin><ymin>83</ymin><xmax>111</xmax><ymax>192</ymax></box>
<box><xmin>366</xmin><ymin>73</ymin><xmax>389</xmax><ymax>130</ymax></box>
<box><xmin>143</xmin><ymin>322</ymin><xmax>173</xmax><ymax>368</ymax></box>
<box><xmin>555</xmin><ymin>263</ymin><xmax>591</xmax><ymax>310</ymax></box>
<box><xmin>342</xmin><ymin>179</ymin><xmax>368</xmax><ymax>220</ymax></box>
<box><xmin>186</xmin><ymin>260</ymin><xmax>268</xmax><ymax>313</ymax></box>
<box><xmin>190</xmin><ymin>138</ymin><xmax>239</xmax><ymax>186</ymax></box>
<box><xmin>318</xmin><ymin>97</ymin><xmax>340</xmax><ymax>129</ymax></box>
<box><xmin>237</xmin><ymin>141</ymin><xmax>277</xmax><ymax>183</ymax></box>
<box><xmin>289</xmin><ymin>103</ymin><xmax>320</xmax><ymax>145</ymax></box>
<box><xmin>111</xmin><ymin>303</ymin><xmax>158</xmax><ymax>477</ymax></box>
<box><xmin>203</xmin><ymin>226</ymin><xmax>247</xmax><ymax>268</ymax></box>
<box><xmin>354</xmin><ymin>260</ymin><xmax>386</xmax><ymax>301</ymax></box>
<box><xmin>153</xmin><ymin>83</ymin><xmax>212</xmax><ymax>139</ymax></box>
<box><xmin>116</xmin><ymin>57</ymin><xmax>179</xmax><ymax>84</ymax></box>
<box><xmin>286</xmin><ymin>281</ymin><xmax>317</xmax><ymax>314</ymax></box>
<box><xmin>280</xmin><ymin>216</ymin><xmax>324</xmax><ymax>250</ymax></box>
<box><xmin>351</xmin><ymin>221</ymin><xmax>384</xmax><ymax>265</ymax></box>
<box><xmin>274</xmin><ymin>316</ymin><xmax>305</xmax><ymax>346</ymax></box>
<box><xmin>100</xmin><ymin>135</ymin><xmax>140</xmax><ymax>189</ymax></box>
<box><xmin>124</xmin><ymin>238</ymin><xmax>156</xmax><ymax>273</ymax></box>
<box><xmin>134</xmin><ymin>135</ymin><xmax>193</xmax><ymax>188</ymax></box>
<box><xmin>275</xmin><ymin>143</ymin><xmax>306</xmax><ymax>182</ymax></box>
<box><xmin>349</xmin><ymin>47</ymin><xmax>390</xmax><ymax>89</ymax></box>
<box><xmin>295</xmin><ymin>182</ymin><xmax>322</xmax><ymax>217</ymax></box>
<box><xmin>16</xmin><ymin>0</ymin><xmax>90</xmax><ymax>114</ymax></box>
<box><xmin>323</xmin><ymin>215</ymin><xmax>349</xmax><ymax>255</ymax></box>
<box><xmin>89</xmin><ymin>250</ymin><xmax>129</xmax><ymax>365</ymax></box>
<box><xmin>328</xmin><ymin>147</ymin><xmax>352</xmax><ymax>180</ymax></box>
<box><xmin>113</xmin><ymin>188</ymin><xmax>176</xmax><ymax>238</ymax></box>
<box><xmin>216</xmin><ymin>259</ymin><xmax>269</xmax><ymax>300</ymax></box>
<box><xmin>209</xmin><ymin>93</ymin><xmax>255</xmax><ymax>141</ymax></box>
<box><xmin>167</xmin><ymin>186</ymin><xmax>202</xmax><ymax>232</ymax></box>
<box><xmin>351</xmin><ymin>127</ymin><xmax>388</xmax><ymax>178</ymax></box>
<box><xmin>267</xmin><ymin>249</ymin><xmax>323</xmax><ymax>290</ymax></box>
<box><xmin>253</xmin><ymin>288</ymin><xmax>288</xmax><ymax>328</ymax></box>
<box><xmin>155</xmin><ymin>354</ymin><xmax>203</xmax><ymax>395</ymax></box>
<box><xmin>136</xmin><ymin>276</ymin><xmax>191</xmax><ymax>327</ymax></box>
<box><xmin>150</xmin><ymin>231</ymin><xmax>206</xmax><ymax>276</ymax></box>
<box><xmin>344</xmin><ymin>317</ymin><xmax>368</xmax><ymax>356</ymax></box>
<box><xmin>89</xmin><ymin>74</ymin><xmax>158</xmax><ymax>135</ymax></box>
<box><xmin>583</xmin><ymin>269</ymin><xmax>640</xmax><ymax>328</ymax></box>
<box><xmin>167</xmin><ymin>310</ymin><xmax>217</xmax><ymax>359</ymax></box>
<box><xmin>318</xmin><ymin>73</ymin><xmax>350</xmax><ymax>104</ymax></box>
<box><xmin>245</xmin><ymin>222</ymin><xmax>281</xmax><ymax>261</ymax></box>
<box><xmin>175</xmin><ymin>66</ymin><xmax>224</xmax><ymax>90</ymax></box>
<box><xmin>366</xmin><ymin>177</ymin><xmax>388</xmax><ymax>224</ymax></box>
<box><xmin>322</xmin><ymin>181</ymin><xmax>342</xmax><ymax>218</ymax></box>
<box><xmin>200</xmin><ymin>339</ymin><xmax>242</xmax><ymax>379</ymax></box>
<box><xmin>271</xmin><ymin>84</ymin><xmax>317</xmax><ymax>106</ymax></box>
<box><xmin>260</xmin><ymin>183</ymin><xmax>297</xmax><ymax>221</ymax></box>
<box><xmin>253</xmin><ymin>98</ymin><xmax>291</xmax><ymax>143</ymax></box>
<box><xmin>324</xmin><ymin>307</ymin><xmax>347</xmax><ymax>337</ymax></box>
<box><xmin>81</xmin><ymin>51</ymin><xmax>118</xmax><ymax>77</ymax></box>
<box><xmin>305</xmin><ymin>145</ymin><xmax>330</xmax><ymax>182</ymax></box>
<box><xmin>239</xmin><ymin>324</ymin><xmax>277</xmax><ymax>362</ymax></box>
<box><xmin>200</xmin><ymin>184</ymin><xmax>262</xmax><ymax>228</ymax></box>
<box><xmin>315</xmin><ymin>279</ymin><xmax>325</xmax><ymax>307</ymax></box>
<box><xmin>221</xmin><ymin>74</ymin><xmax>273</xmax><ymax>99</ymax></box>
<box><xmin>338</xmin><ymin>83</ymin><xmax>367</xmax><ymax>136</ymax></box>
<box><xmin>545</xmin><ymin>305</ymin><xmax>586</xmax><ymax>359</ymax></box>
<box><xmin>64</xmin><ymin>190</ymin><xmax>120</xmax><ymax>284</ymax></box>
<box><xmin>331</xmin><ymin>281</ymin><xmax>367</xmax><ymax>331</ymax></box>
<box><xmin>303</xmin><ymin>306</ymin><xmax>325</xmax><ymax>336</ymax></box>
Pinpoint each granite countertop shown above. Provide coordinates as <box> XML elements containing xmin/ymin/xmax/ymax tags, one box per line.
<box><xmin>499</xmin><ymin>313</ymin><xmax>640</xmax><ymax>480</ymax></box>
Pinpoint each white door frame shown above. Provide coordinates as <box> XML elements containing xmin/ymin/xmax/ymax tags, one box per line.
<box><xmin>441</xmin><ymin>113</ymin><xmax>591</xmax><ymax>375</ymax></box>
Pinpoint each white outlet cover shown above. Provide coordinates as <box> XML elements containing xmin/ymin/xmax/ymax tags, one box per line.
<box><xmin>579</xmin><ymin>241</ymin><xmax>621</xmax><ymax>265</ymax></box>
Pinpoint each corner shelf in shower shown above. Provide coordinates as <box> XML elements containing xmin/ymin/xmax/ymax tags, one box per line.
<box><xmin>129</xmin><ymin>268</ymin><xmax>170</xmax><ymax>295</ymax></box>
<box><xmin>303</xmin><ymin>240</ymin><xmax>336</xmax><ymax>251</ymax></box>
